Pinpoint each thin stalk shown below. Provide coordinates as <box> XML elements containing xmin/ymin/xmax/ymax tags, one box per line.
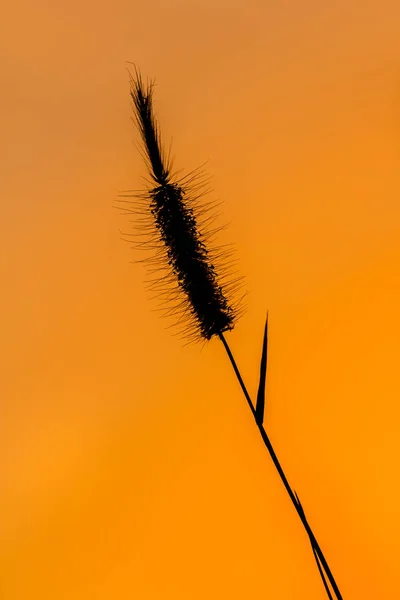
<box><xmin>312</xmin><ymin>546</ymin><xmax>334</xmax><ymax>600</ymax></box>
<box><xmin>218</xmin><ymin>332</ymin><xmax>343</xmax><ymax>600</ymax></box>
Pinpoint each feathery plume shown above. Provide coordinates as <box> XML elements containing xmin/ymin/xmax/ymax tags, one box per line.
<box><xmin>119</xmin><ymin>66</ymin><xmax>242</xmax><ymax>341</ymax></box>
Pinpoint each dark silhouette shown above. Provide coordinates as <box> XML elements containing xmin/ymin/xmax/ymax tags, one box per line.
<box><xmin>127</xmin><ymin>66</ymin><xmax>239</xmax><ymax>340</ymax></box>
<box><xmin>220</xmin><ymin>323</ymin><xmax>341</xmax><ymax>599</ymax></box>
<box><xmin>120</xmin><ymin>65</ymin><xmax>344</xmax><ymax>600</ymax></box>
<box><xmin>255</xmin><ymin>311</ymin><xmax>269</xmax><ymax>425</ymax></box>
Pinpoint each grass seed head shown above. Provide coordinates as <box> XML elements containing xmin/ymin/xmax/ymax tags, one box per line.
<box><xmin>119</xmin><ymin>66</ymin><xmax>245</xmax><ymax>341</ymax></box>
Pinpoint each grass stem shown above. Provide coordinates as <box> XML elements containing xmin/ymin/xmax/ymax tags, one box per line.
<box><xmin>218</xmin><ymin>332</ymin><xmax>343</xmax><ymax>600</ymax></box>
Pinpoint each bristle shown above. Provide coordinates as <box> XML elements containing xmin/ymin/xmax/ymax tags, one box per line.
<box><xmin>119</xmin><ymin>67</ymin><xmax>245</xmax><ymax>341</ymax></box>
<box><xmin>129</xmin><ymin>67</ymin><xmax>170</xmax><ymax>185</ymax></box>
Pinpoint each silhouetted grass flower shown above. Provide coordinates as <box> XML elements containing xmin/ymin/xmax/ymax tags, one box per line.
<box><xmin>118</xmin><ymin>65</ymin><xmax>344</xmax><ymax>600</ymax></box>
<box><xmin>119</xmin><ymin>66</ymin><xmax>243</xmax><ymax>342</ymax></box>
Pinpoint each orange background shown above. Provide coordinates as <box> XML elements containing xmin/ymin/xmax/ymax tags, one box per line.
<box><xmin>1</xmin><ymin>1</ymin><xmax>400</xmax><ymax>598</ymax></box>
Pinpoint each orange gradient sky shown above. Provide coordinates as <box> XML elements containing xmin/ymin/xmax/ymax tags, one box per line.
<box><xmin>1</xmin><ymin>1</ymin><xmax>400</xmax><ymax>598</ymax></box>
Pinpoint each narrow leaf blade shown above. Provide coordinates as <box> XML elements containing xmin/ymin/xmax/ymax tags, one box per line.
<box><xmin>255</xmin><ymin>311</ymin><xmax>269</xmax><ymax>425</ymax></box>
